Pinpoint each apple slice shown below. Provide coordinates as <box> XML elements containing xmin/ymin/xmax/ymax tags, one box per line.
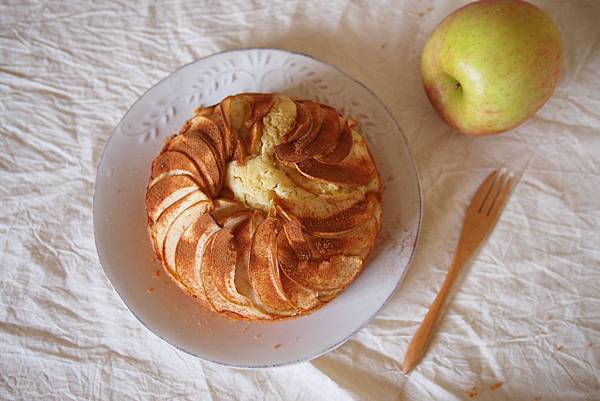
<box><xmin>219</xmin><ymin>95</ymin><xmax>252</xmax><ymax>162</ymax></box>
<box><xmin>167</xmin><ymin>134</ymin><xmax>222</xmax><ymax>196</ymax></box>
<box><xmin>279</xmin><ymin>254</ymin><xmax>363</xmax><ymax>292</ymax></box>
<box><xmin>247</xmin><ymin>121</ymin><xmax>263</xmax><ymax>155</ymax></box>
<box><xmin>201</xmin><ymin>228</ymin><xmax>271</xmax><ymax>320</ymax></box>
<box><xmin>280</xmin><ymin>271</ymin><xmax>320</xmax><ymax>311</ymax></box>
<box><xmin>211</xmin><ymin>198</ymin><xmax>248</xmax><ymax>224</ymax></box>
<box><xmin>277</xmin><ymin>193</ymin><xmax>379</xmax><ymax>237</ymax></box>
<box><xmin>213</xmin><ymin>102</ymin><xmax>246</xmax><ymax>162</ymax></box>
<box><xmin>273</xmin><ymin>192</ymin><xmax>372</xmax><ymax>236</ymax></box>
<box><xmin>232</xmin><ymin>212</ymin><xmax>263</xmax><ymax>301</ymax></box>
<box><xmin>296</xmin><ymin>139</ymin><xmax>376</xmax><ymax>187</ymax></box>
<box><xmin>187</xmin><ymin>115</ymin><xmax>227</xmax><ymax>169</ymax></box>
<box><xmin>276</xmin><ymin>232</ymin><xmax>320</xmax><ymax>310</ymax></box>
<box><xmin>219</xmin><ymin>211</ymin><xmax>252</xmax><ymax>229</ymax></box>
<box><xmin>281</xmin><ymin>101</ymin><xmax>312</xmax><ymax>144</ymax></box>
<box><xmin>316</xmin><ymin>288</ymin><xmax>342</xmax><ymax>303</ymax></box>
<box><xmin>163</xmin><ymin>201</ymin><xmax>212</xmax><ymax>280</ymax></box>
<box><xmin>152</xmin><ymin>191</ymin><xmax>209</xmax><ymax>260</ymax></box>
<box><xmin>296</xmin><ymin>105</ymin><xmax>341</xmax><ymax>158</ymax></box>
<box><xmin>274</xmin><ymin>101</ymin><xmax>323</xmax><ymax>162</ymax></box>
<box><xmin>175</xmin><ymin>213</ymin><xmax>221</xmax><ymax>302</ymax></box>
<box><xmin>146</xmin><ymin>175</ymin><xmax>204</xmax><ymax>222</ymax></box>
<box><xmin>149</xmin><ymin>151</ymin><xmax>206</xmax><ymax>190</ymax></box>
<box><xmin>293</xmin><ymin>100</ymin><xmax>324</xmax><ymax>149</ymax></box>
<box><xmin>273</xmin><ymin>142</ymin><xmax>299</xmax><ymax>163</ymax></box>
<box><xmin>220</xmin><ymin>95</ymin><xmax>252</xmax><ymax>132</ymax></box>
<box><xmin>194</xmin><ymin>105</ymin><xmax>216</xmax><ymax>118</ymax></box>
<box><xmin>246</xmin><ymin>93</ymin><xmax>275</xmax><ymax>124</ymax></box>
<box><xmin>248</xmin><ymin>218</ymin><xmax>296</xmax><ymax>312</ymax></box>
<box><xmin>183</xmin><ymin>130</ymin><xmax>226</xmax><ymax>183</ymax></box>
<box><xmin>308</xmin><ymin>217</ymin><xmax>378</xmax><ymax>259</ymax></box>
<box><xmin>315</xmin><ymin>119</ymin><xmax>353</xmax><ymax>164</ymax></box>
<box><xmin>282</xmin><ymin>220</ymin><xmax>312</xmax><ymax>261</ymax></box>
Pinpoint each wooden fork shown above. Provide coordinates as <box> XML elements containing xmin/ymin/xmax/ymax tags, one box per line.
<box><xmin>402</xmin><ymin>169</ymin><xmax>514</xmax><ymax>374</ymax></box>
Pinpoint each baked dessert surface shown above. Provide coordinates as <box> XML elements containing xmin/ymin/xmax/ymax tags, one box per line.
<box><xmin>146</xmin><ymin>93</ymin><xmax>382</xmax><ymax>320</ymax></box>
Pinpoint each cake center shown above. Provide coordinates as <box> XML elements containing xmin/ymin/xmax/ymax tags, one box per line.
<box><xmin>225</xmin><ymin>97</ymin><xmax>364</xmax><ymax>214</ymax></box>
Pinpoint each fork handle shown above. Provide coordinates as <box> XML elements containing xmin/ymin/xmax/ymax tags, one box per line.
<box><xmin>402</xmin><ymin>250</ymin><xmax>471</xmax><ymax>373</ymax></box>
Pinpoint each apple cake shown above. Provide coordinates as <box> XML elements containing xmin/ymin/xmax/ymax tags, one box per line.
<box><xmin>145</xmin><ymin>93</ymin><xmax>382</xmax><ymax>320</ymax></box>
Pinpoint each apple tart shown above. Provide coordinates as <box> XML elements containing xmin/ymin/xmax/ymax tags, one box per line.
<box><xmin>146</xmin><ymin>94</ymin><xmax>382</xmax><ymax>320</ymax></box>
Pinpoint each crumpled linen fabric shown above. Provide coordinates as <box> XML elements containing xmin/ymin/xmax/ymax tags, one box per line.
<box><xmin>1</xmin><ymin>0</ymin><xmax>599</xmax><ymax>400</ymax></box>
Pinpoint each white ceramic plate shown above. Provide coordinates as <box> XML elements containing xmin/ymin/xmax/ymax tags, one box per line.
<box><xmin>94</xmin><ymin>48</ymin><xmax>421</xmax><ymax>368</ymax></box>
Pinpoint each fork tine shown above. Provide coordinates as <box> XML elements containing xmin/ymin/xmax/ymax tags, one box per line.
<box><xmin>489</xmin><ymin>176</ymin><xmax>513</xmax><ymax>218</ymax></box>
<box><xmin>469</xmin><ymin>170</ymin><xmax>498</xmax><ymax>214</ymax></box>
<box><xmin>483</xmin><ymin>171</ymin><xmax>507</xmax><ymax>215</ymax></box>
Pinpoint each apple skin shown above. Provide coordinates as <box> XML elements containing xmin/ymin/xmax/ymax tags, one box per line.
<box><xmin>421</xmin><ymin>0</ymin><xmax>563</xmax><ymax>135</ymax></box>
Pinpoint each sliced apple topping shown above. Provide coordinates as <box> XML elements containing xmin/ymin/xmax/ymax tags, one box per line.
<box><xmin>146</xmin><ymin>175</ymin><xmax>205</xmax><ymax>223</ymax></box>
<box><xmin>167</xmin><ymin>134</ymin><xmax>222</xmax><ymax>196</ymax></box>
<box><xmin>219</xmin><ymin>211</ymin><xmax>252</xmax><ymax>229</ymax></box>
<box><xmin>280</xmin><ymin>270</ymin><xmax>320</xmax><ymax>311</ymax></box>
<box><xmin>201</xmin><ymin>228</ymin><xmax>270</xmax><ymax>320</ymax></box>
<box><xmin>175</xmin><ymin>213</ymin><xmax>221</xmax><ymax>301</ymax></box>
<box><xmin>149</xmin><ymin>151</ymin><xmax>206</xmax><ymax>189</ymax></box>
<box><xmin>220</xmin><ymin>95</ymin><xmax>252</xmax><ymax>133</ymax></box>
<box><xmin>213</xmin><ymin>102</ymin><xmax>245</xmax><ymax>162</ymax></box>
<box><xmin>274</xmin><ymin>192</ymin><xmax>370</xmax><ymax>232</ymax></box>
<box><xmin>297</xmin><ymin>105</ymin><xmax>341</xmax><ymax>158</ymax></box>
<box><xmin>187</xmin><ymin>115</ymin><xmax>227</xmax><ymax>169</ymax></box>
<box><xmin>219</xmin><ymin>95</ymin><xmax>252</xmax><ymax>161</ymax></box>
<box><xmin>280</xmin><ymin>101</ymin><xmax>312</xmax><ymax>144</ymax></box>
<box><xmin>232</xmin><ymin>212</ymin><xmax>263</xmax><ymax>301</ymax></box>
<box><xmin>194</xmin><ymin>105</ymin><xmax>215</xmax><ymax>118</ymax></box>
<box><xmin>211</xmin><ymin>198</ymin><xmax>248</xmax><ymax>224</ymax></box>
<box><xmin>248</xmin><ymin>218</ymin><xmax>296</xmax><ymax>313</ymax></box>
<box><xmin>274</xmin><ymin>101</ymin><xmax>324</xmax><ymax>162</ymax></box>
<box><xmin>246</xmin><ymin>93</ymin><xmax>275</xmax><ymax>124</ymax></box>
<box><xmin>296</xmin><ymin>139</ymin><xmax>376</xmax><ymax>187</ymax></box>
<box><xmin>308</xmin><ymin>217</ymin><xmax>378</xmax><ymax>260</ymax></box>
<box><xmin>282</xmin><ymin>220</ymin><xmax>312</xmax><ymax>261</ymax></box>
<box><xmin>293</xmin><ymin>100</ymin><xmax>324</xmax><ymax>149</ymax></box>
<box><xmin>247</xmin><ymin>120</ymin><xmax>264</xmax><ymax>155</ymax></box>
<box><xmin>279</xmin><ymin>254</ymin><xmax>363</xmax><ymax>292</ymax></box>
<box><xmin>273</xmin><ymin>142</ymin><xmax>300</xmax><ymax>163</ymax></box>
<box><xmin>276</xmin><ymin>232</ymin><xmax>320</xmax><ymax>310</ymax></box>
<box><xmin>316</xmin><ymin>288</ymin><xmax>342</xmax><ymax>303</ymax></box>
<box><xmin>152</xmin><ymin>191</ymin><xmax>209</xmax><ymax>260</ymax></box>
<box><xmin>315</xmin><ymin>119</ymin><xmax>353</xmax><ymax>164</ymax></box>
<box><xmin>183</xmin><ymin>130</ymin><xmax>226</xmax><ymax>183</ymax></box>
<box><xmin>278</xmin><ymin>193</ymin><xmax>379</xmax><ymax>237</ymax></box>
<box><xmin>163</xmin><ymin>201</ymin><xmax>213</xmax><ymax>280</ymax></box>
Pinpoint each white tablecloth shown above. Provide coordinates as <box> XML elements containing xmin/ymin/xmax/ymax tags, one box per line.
<box><xmin>1</xmin><ymin>1</ymin><xmax>599</xmax><ymax>400</ymax></box>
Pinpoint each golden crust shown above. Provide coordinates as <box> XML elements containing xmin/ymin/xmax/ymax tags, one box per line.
<box><xmin>146</xmin><ymin>94</ymin><xmax>382</xmax><ymax>321</ymax></box>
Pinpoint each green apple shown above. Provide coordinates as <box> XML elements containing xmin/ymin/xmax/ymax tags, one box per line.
<box><xmin>421</xmin><ymin>0</ymin><xmax>563</xmax><ymax>135</ymax></box>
